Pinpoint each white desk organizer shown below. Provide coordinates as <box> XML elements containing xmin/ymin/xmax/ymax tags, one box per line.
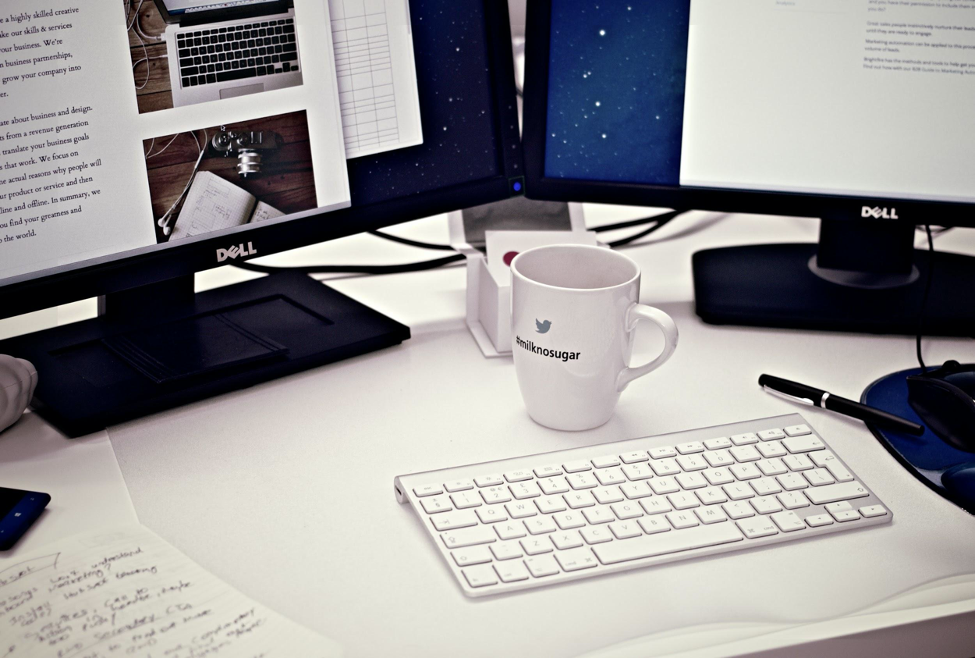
<box><xmin>448</xmin><ymin>204</ymin><xmax>597</xmax><ymax>358</ymax></box>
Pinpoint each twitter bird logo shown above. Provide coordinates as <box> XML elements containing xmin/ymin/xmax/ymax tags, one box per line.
<box><xmin>535</xmin><ymin>319</ymin><xmax>552</xmax><ymax>334</ymax></box>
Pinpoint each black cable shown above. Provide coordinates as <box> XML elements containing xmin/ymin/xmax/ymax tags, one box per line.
<box><xmin>606</xmin><ymin>214</ymin><xmax>681</xmax><ymax>247</ymax></box>
<box><xmin>234</xmin><ymin>252</ymin><xmax>464</xmax><ymax>275</ymax></box>
<box><xmin>915</xmin><ymin>224</ymin><xmax>935</xmax><ymax>372</ymax></box>
<box><xmin>368</xmin><ymin>230</ymin><xmax>456</xmax><ymax>251</ymax></box>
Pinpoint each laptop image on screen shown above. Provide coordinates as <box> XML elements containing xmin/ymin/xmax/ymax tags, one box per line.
<box><xmin>153</xmin><ymin>0</ymin><xmax>303</xmax><ymax>107</ymax></box>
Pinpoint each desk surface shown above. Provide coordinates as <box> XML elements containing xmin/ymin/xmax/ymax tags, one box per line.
<box><xmin>1</xmin><ymin>209</ymin><xmax>974</xmax><ymax>657</ymax></box>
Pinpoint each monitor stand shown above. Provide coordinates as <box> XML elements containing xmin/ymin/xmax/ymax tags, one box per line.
<box><xmin>0</xmin><ymin>272</ymin><xmax>409</xmax><ymax>437</ymax></box>
<box><xmin>692</xmin><ymin>217</ymin><xmax>975</xmax><ymax>336</ymax></box>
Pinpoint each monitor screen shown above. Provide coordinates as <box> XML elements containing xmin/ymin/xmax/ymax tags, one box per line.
<box><xmin>542</xmin><ymin>0</ymin><xmax>975</xmax><ymax>204</ymax></box>
<box><xmin>0</xmin><ymin>0</ymin><xmax>515</xmax><ymax>288</ymax></box>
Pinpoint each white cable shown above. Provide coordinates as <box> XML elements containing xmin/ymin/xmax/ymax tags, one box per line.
<box><xmin>156</xmin><ymin>131</ymin><xmax>208</xmax><ymax>236</ymax></box>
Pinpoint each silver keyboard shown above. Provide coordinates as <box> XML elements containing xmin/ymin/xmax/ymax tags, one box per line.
<box><xmin>395</xmin><ymin>414</ymin><xmax>892</xmax><ymax>597</ymax></box>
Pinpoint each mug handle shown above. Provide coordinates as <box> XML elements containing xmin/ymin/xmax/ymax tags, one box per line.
<box><xmin>616</xmin><ymin>303</ymin><xmax>679</xmax><ymax>392</ymax></box>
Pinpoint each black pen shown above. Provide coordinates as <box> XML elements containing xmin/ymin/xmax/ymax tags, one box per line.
<box><xmin>759</xmin><ymin>374</ymin><xmax>925</xmax><ymax>436</ymax></box>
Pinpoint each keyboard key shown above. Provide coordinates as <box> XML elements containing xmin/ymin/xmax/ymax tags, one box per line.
<box><xmin>703</xmin><ymin>437</ymin><xmax>732</xmax><ymax>450</ymax></box>
<box><xmin>621</xmin><ymin>482</ymin><xmax>653</xmax><ymax>499</ymax></box>
<box><xmin>479</xmin><ymin>486</ymin><xmax>511</xmax><ymax>504</ymax></box>
<box><xmin>420</xmin><ymin>495</ymin><xmax>451</xmax><ymax>514</ymax></box>
<box><xmin>564</xmin><ymin>492</ymin><xmax>595</xmax><ymax>509</ymax></box>
<box><xmin>462</xmin><ymin>565</ymin><xmax>498</xmax><ymax>588</ymax></box>
<box><xmin>757</xmin><ymin>441</ymin><xmax>788</xmax><ymax>459</ymax></box>
<box><xmin>676</xmin><ymin>454</ymin><xmax>708</xmax><ymax>471</ymax></box>
<box><xmin>783</xmin><ymin>435</ymin><xmax>825</xmax><ymax>453</ymax></box>
<box><xmin>476</xmin><ymin>506</ymin><xmax>508</xmax><ymax>523</ymax></box>
<box><xmin>450</xmin><ymin>492</ymin><xmax>481</xmax><ymax>509</ymax></box>
<box><xmin>694</xmin><ymin>506</ymin><xmax>728</xmax><ymax>525</ymax></box>
<box><xmin>504</xmin><ymin>470</ymin><xmax>534</xmax><ymax>483</ymax></box>
<box><xmin>525</xmin><ymin>555</ymin><xmax>560</xmax><ymax>577</ymax></box>
<box><xmin>859</xmin><ymin>505</ymin><xmax>888</xmax><ymax>518</ymax></box>
<box><xmin>771</xmin><ymin>510</ymin><xmax>806</xmax><ymax>532</ymax></box>
<box><xmin>494</xmin><ymin>560</ymin><xmax>530</xmax><ymax>583</ymax></box>
<box><xmin>611</xmin><ymin>501</ymin><xmax>644</xmax><ymax>519</ymax></box>
<box><xmin>525</xmin><ymin>517</ymin><xmax>557</xmax><ymax>535</ymax></box>
<box><xmin>676</xmin><ymin>472</ymin><xmax>708</xmax><ymax>490</ymax></box>
<box><xmin>495</xmin><ymin>522</ymin><xmax>527</xmax><ymax>541</ymax></box>
<box><xmin>592</xmin><ymin>455</ymin><xmax>621</xmax><ymax>468</ymax></box>
<box><xmin>784</xmin><ymin>424</ymin><xmax>813</xmax><ymax>437</ymax></box>
<box><xmin>776</xmin><ymin>473</ymin><xmax>808</xmax><ymax>491</ymax></box>
<box><xmin>452</xmin><ymin>546</ymin><xmax>492</xmax><ymax>566</ymax></box>
<box><xmin>667</xmin><ymin>493</ymin><xmax>699</xmax><ymax>510</ymax></box>
<box><xmin>505</xmin><ymin>501</ymin><xmax>537</xmax><ymax>519</ymax></box>
<box><xmin>216</xmin><ymin>67</ymin><xmax>258</xmax><ymax>83</ymax></box>
<box><xmin>555</xmin><ymin>548</ymin><xmax>599</xmax><ymax>572</ymax></box>
<box><xmin>595</xmin><ymin>468</ymin><xmax>626</xmax><ymax>486</ymax></box>
<box><xmin>784</xmin><ymin>454</ymin><xmax>814</xmax><ymax>471</ymax></box>
<box><xmin>648</xmin><ymin>446</ymin><xmax>676</xmax><ymax>459</ymax></box>
<box><xmin>704</xmin><ymin>468</ymin><xmax>735</xmax><ymax>486</ymax></box>
<box><xmin>750</xmin><ymin>477</ymin><xmax>782</xmax><ymax>497</ymax></box>
<box><xmin>620</xmin><ymin>451</ymin><xmax>649</xmax><ymax>463</ymax></box>
<box><xmin>695</xmin><ymin>488</ymin><xmax>728</xmax><ymax>505</ymax></box>
<box><xmin>520</xmin><ymin>536</ymin><xmax>553</xmax><ymax>555</ymax></box>
<box><xmin>594</xmin><ymin>523</ymin><xmax>742</xmax><ymax>564</ymax></box>
<box><xmin>622</xmin><ymin>463</ymin><xmax>655</xmax><ymax>481</ymax></box>
<box><xmin>723</xmin><ymin>483</ymin><xmax>755</xmax><ymax>501</ymax></box>
<box><xmin>805</xmin><ymin>481</ymin><xmax>869</xmax><ymax>505</ymax></box>
<box><xmin>833</xmin><ymin>509</ymin><xmax>861</xmax><ymax>522</ymax></box>
<box><xmin>803</xmin><ymin>468</ymin><xmax>835</xmax><ymax>487</ymax></box>
<box><xmin>489</xmin><ymin>541</ymin><xmax>523</xmax><ymax>560</ymax></box>
<box><xmin>639</xmin><ymin>497</ymin><xmax>671</xmax><ymax>515</ymax></box>
<box><xmin>563</xmin><ymin>460</ymin><xmax>592</xmax><ymax>473</ymax></box>
<box><xmin>593</xmin><ymin>487</ymin><xmax>624</xmax><ymax>505</ymax></box>
<box><xmin>730</xmin><ymin>446</ymin><xmax>761</xmax><ymax>463</ymax></box>
<box><xmin>731</xmin><ymin>433</ymin><xmax>758</xmax><ymax>446</ymax></box>
<box><xmin>414</xmin><ymin>483</ymin><xmax>446</xmax><ymax>499</ymax></box>
<box><xmin>431</xmin><ymin>510</ymin><xmax>477</xmax><ymax>531</ymax></box>
<box><xmin>756</xmin><ymin>458</ymin><xmax>788</xmax><ymax>476</ymax></box>
<box><xmin>475</xmin><ymin>474</ymin><xmax>504</xmax><ymax>487</ymax></box>
<box><xmin>811</xmin><ymin>451</ymin><xmax>855</xmax><ymax>482</ymax></box>
<box><xmin>736</xmin><ymin>516</ymin><xmax>779</xmax><ymax>539</ymax></box>
<box><xmin>539</xmin><ymin>477</ymin><xmax>570</xmax><ymax>495</ymax></box>
<box><xmin>534</xmin><ymin>496</ymin><xmax>567</xmax><ymax>514</ymax></box>
<box><xmin>722</xmin><ymin>501</ymin><xmax>755</xmax><ymax>520</ymax></box>
<box><xmin>651</xmin><ymin>458</ymin><xmax>681</xmax><ymax>476</ymax></box>
<box><xmin>805</xmin><ymin>514</ymin><xmax>834</xmax><ymax>528</ymax></box>
<box><xmin>534</xmin><ymin>465</ymin><xmax>562</xmax><ymax>478</ymax></box>
<box><xmin>730</xmin><ymin>464</ymin><xmax>761</xmax><ymax>480</ymax></box>
<box><xmin>650</xmin><ymin>477</ymin><xmax>680</xmax><ymax>495</ymax></box>
<box><xmin>609</xmin><ymin>520</ymin><xmax>643</xmax><ymax>539</ymax></box>
<box><xmin>509</xmin><ymin>481</ymin><xmax>542</xmax><ymax>499</ymax></box>
<box><xmin>580</xmin><ymin>525</ymin><xmax>613</xmax><ymax>545</ymax></box>
<box><xmin>676</xmin><ymin>441</ymin><xmax>704</xmax><ymax>455</ymax></box>
<box><xmin>777</xmin><ymin>491</ymin><xmax>809</xmax><ymax>510</ymax></box>
<box><xmin>757</xmin><ymin>428</ymin><xmax>786</xmax><ymax>441</ymax></box>
<box><xmin>705</xmin><ymin>450</ymin><xmax>735</xmax><ymax>467</ymax></box>
<box><xmin>442</xmin><ymin>526</ymin><xmax>496</xmax><ymax>549</ymax></box>
<box><xmin>750</xmin><ymin>496</ymin><xmax>782</xmax><ymax>515</ymax></box>
<box><xmin>637</xmin><ymin>516</ymin><xmax>670</xmax><ymax>534</ymax></box>
<box><xmin>551</xmin><ymin>531</ymin><xmax>583</xmax><ymax>550</ymax></box>
<box><xmin>567</xmin><ymin>473</ymin><xmax>599</xmax><ymax>490</ymax></box>
<box><xmin>554</xmin><ymin>511</ymin><xmax>586</xmax><ymax>530</ymax></box>
<box><xmin>582</xmin><ymin>507</ymin><xmax>615</xmax><ymax>524</ymax></box>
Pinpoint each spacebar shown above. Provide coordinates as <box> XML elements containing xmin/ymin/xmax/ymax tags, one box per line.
<box><xmin>593</xmin><ymin>524</ymin><xmax>744</xmax><ymax>565</ymax></box>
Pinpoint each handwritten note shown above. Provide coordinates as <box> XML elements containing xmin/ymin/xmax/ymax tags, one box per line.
<box><xmin>0</xmin><ymin>525</ymin><xmax>342</xmax><ymax>658</ymax></box>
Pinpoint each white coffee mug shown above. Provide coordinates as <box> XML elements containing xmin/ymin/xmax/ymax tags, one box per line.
<box><xmin>510</xmin><ymin>244</ymin><xmax>678</xmax><ymax>431</ymax></box>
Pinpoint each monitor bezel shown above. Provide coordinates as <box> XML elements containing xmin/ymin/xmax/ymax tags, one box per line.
<box><xmin>521</xmin><ymin>1</ymin><xmax>975</xmax><ymax>228</ymax></box>
<box><xmin>0</xmin><ymin>1</ymin><xmax>523</xmax><ymax>321</ymax></box>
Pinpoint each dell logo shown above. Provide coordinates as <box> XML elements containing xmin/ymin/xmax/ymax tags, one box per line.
<box><xmin>216</xmin><ymin>242</ymin><xmax>257</xmax><ymax>262</ymax></box>
<box><xmin>861</xmin><ymin>206</ymin><xmax>899</xmax><ymax>220</ymax></box>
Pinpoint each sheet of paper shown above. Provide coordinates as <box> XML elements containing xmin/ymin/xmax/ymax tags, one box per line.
<box><xmin>0</xmin><ymin>525</ymin><xmax>342</xmax><ymax>658</ymax></box>
<box><xmin>484</xmin><ymin>230</ymin><xmax>599</xmax><ymax>285</ymax></box>
<box><xmin>0</xmin><ymin>413</ymin><xmax>137</xmax><ymax>557</ymax></box>
<box><xmin>329</xmin><ymin>0</ymin><xmax>424</xmax><ymax>158</ymax></box>
<box><xmin>171</xmin><ymin>172</ymin><xmax>256</xmax><ymax>241</ymax></box>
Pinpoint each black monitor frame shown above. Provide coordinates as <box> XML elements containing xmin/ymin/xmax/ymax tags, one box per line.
<box><xmin>521</xmin><ymin>0</ymin><xmax>974</xmax><ymax>230</ymax></box>
<box><xmin>0</xmin><ymin>1</ymin><xmax>523</xmax><ymax>323</ymax></box>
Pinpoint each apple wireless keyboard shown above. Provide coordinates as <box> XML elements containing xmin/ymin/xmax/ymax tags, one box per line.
<box><xmin>394</xmin><ymin>414</ymin><xmax>892</xmax><ymax>597</ymax></box>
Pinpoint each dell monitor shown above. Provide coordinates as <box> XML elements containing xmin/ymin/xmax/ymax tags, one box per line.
<box><xmin>0</xmin><ymin>0</ymin><xmax>522</xmax><ymax>436</ymax></box>
<box><xmin>522</xmin><ymin>0</ymin><xmax>974</xmax><ymax>336</ymax></box>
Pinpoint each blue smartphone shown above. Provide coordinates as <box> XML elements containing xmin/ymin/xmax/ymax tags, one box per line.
<box><xmin>0</xmin><ymin>486</ymin><xmax>51</xmax><ymax>551</ymax></box>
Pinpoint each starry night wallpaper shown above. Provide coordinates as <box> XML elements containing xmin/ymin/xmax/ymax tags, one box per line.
<box><xmin>544</xmin><ymin>0</ymin><xmax>691</xmax><ymax>186</ymax></box>
<box><xmin>345</xmin><ymin>0</ymin><xmax>504</xmax><ymax>206</ymax></box>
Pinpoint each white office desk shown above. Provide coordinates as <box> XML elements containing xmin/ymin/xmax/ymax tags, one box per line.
<box><xmin>1</xmin><ymin>209</ymin><xmax>974</xmax><ymax>657</ymax></box>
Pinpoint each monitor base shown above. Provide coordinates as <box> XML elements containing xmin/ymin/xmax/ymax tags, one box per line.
<box><xmin>693</xmin><ymin>243</ymin><xmax>975</xmax><ymax>336</ymax></box>
<box><xmin>0</xmin><ymin>272</ymin><xmax>410</xmax><ymax>437</ymax></box>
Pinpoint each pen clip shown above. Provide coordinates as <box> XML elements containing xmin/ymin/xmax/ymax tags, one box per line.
<box><xmin>763</xmin><ymin>385</ymin><xmax>815</xmax><ymax>406</ymax></box>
